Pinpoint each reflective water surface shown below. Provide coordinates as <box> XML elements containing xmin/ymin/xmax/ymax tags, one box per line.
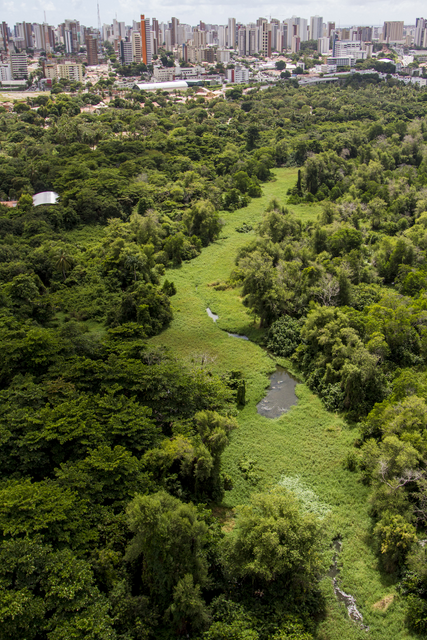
<box><xmin>256</xmin><ymin>366</ymin><xmax>298</xmax><ymax>418</ymax></box>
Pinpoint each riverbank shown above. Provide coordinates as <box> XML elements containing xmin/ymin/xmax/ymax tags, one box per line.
<box><xmin>149</xmin><ymin>167</ymin><xmax>415</xmax><ymax>639</ymax></box>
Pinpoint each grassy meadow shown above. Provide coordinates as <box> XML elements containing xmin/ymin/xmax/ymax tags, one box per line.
<box><xmin>150</xmin><ymin>168</ymin><xmax>416</xmax><ymax>639</ymax></box>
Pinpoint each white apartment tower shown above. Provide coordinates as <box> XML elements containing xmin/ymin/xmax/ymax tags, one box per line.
<box><xmin>284</xmin><ymin>17</ymin><xmax>308</xmax><ymax>48</ymax></box>
<box><xmin>318</xmin><ymin>36</ymin><xmax>330</xmax><ymax>54</ymax></box>
<box><xmin>415</xmin><ymin>18</ymin><xmax>427</xmax><ymax>47</ymax></box>
<box><xmin>228</xmin><ymin>18</ymin><xmax>236</xmax><ymax>47</ymax></box>
<box><xmin>310</xmin><ymin>15</ymin><xmax>323</xmax><ymax>41</ymax></box>
<box><xmin>218</xmin><ymin>25</ymin><xmax>226</xmax><ymax>47</ymax></box>
<box><xmin>132</xmin><ymin>30</ymin><xmax>141</xmax><ymax>63</ymax></box>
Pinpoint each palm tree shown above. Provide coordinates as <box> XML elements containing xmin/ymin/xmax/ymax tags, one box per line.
<box><xmin>55</xmin><ymin>250</ymin><xmax>72</xmax><ymax>281</ymax></box>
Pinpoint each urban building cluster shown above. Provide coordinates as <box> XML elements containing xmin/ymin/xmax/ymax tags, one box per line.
<box><xmin>0</xmin><ymin>14</ymin><xmax>427</xmax><ymax>90</ymax></box>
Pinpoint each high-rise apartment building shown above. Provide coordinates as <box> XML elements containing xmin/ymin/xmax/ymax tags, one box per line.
<box><xmin>132</xmin><ymin>30</ymin><xmax>142</xmax><ymax>63</ymax></box>
<box><xmin>248</xmin><ymin>27</ymin><xmax>257</xmax><ymax>54</ymax></box>
<box><xmin>62</xmin><ymin>19</ymin><xmax>79</xmax><ymax>53</ymax></box>
<box><xmin>152</xmin><ymin>18</ymin><xmax>159</xmax><ymax>53</ymax></box>
<box><xmin>260</xmin><ymin>20</ymin><xmax>271</xmax><ymax>57</ymax></box>
<box><xmin>284</xmin><ymin>16</ymin><xmax>308</xmax><ymax>48</ymax></box>
<box><xmin>318</xmin><ymin>36</ymin><xmax>330</xmax><ymax>53</ymax></box>
<box><xmin>102</xmin><ymin>24</ymin><xmax>111</xmax><ymax>42</ymax></box>
<box><xmin>14</xmin><ymin>22</ymin><xmax>33</xmax><ymax>49</ymax></box>
<box><xmin>171</xmin><ymin>17</ymin><xmax>179</xmax><ymax>45</ymax></box>
<box><xmin>140</xmin><ymin>15</ymin><xmax>152</xmax><ymax>65</ymax></box>
<box><xmin>10</xmin><ymin>52</ymin><xmax>28</xmax><ymax>78</ymax></box>
<box><xmin>271</xmin><ymin>21</ymin><xmax>279</xmax><ymax>50</ymax></box>
<box><xmin>1</xmin><ymin>22</ymin><xmax>9</xmax><ymax>52</ymax></box>
<box><xmin>415</xmin><ymin>18</ymin><xmax>427</xmax><ymax>47</ymax></box>
<box><xmin>33</xmin><ymin>23</ymin><xmax>46</xmax><ymax>50</ymax></box>
<box><xmin>192</xmin><ymin>28</ymin><xmax>206</xmax><ymax>48</ymax></box>
<box><xmin>292</xmin><ymin>35</ymin><xmax>300</xmax><ymax>53</ymax></box>
<box><xmin>280</xmin><ymin>24</ymin><xmax>288</xmax><ymax>51</ymax></box>
<box><xmin>228</xmin><ymin>18</ymin><xmax>236</xmax><ymax>47</ymax></box>
<box><xmin>238</xmin><ymin>25</ymin><xmax>257</xmax><ymax>55</ymax></box>
<box><xmin>310</xmin><ymin>15</ymin><xmax>323</xmax><ymax>40</ymax></box>
<box><xmin>64</xmin><ymin>30</ymin><xmax>73</xmax><ymax>53</ymax></box>
<box><xmin>296</xmin><ymin>17</ymin><xmax>308</xmax><ymax>41</ymax></box>
<box><xmin>85</xmin><ymin>35</ymin><xmax>98</xmax><ymax>65</ymax></box>
<box><xmin>383</xmin><ymin>21</ymin><xmax>404</xmax><ymax>42</ymax></box>
<box><xmin>112</xmin><ymin>18</ymin><xmax>119</xmax><ymax>37</ymax></box>
<box><xmin>120</xmin><ymin>40</ymin><xmax>133</xmax><ymax>65</ymax></box>
<box><xmin>57</xmin><ymin>61</ymin><xmax>83</xmax><ymax>82</ymax></box>
<box><xmin>217</xmin><ymin>25</ymin><xmax>226</xmax><ymax>47</ymax></box>
<box><xmin>23</xmin><ymin>22</ymin><xmax>33</xmax><ymax>48</ymax></box>
<box><xmin>356</xmin><ymin>26</ymin><xmax>373</xmax><ymax>41</ymax></box>
<box><xmin>238</xmin><ymin>27</ymin><xmax>246</xmax><ymax>55</ymax></box>
<box><xmin>152</xmin><ymin>18</ymin><xmax>159</xmax><ymax>39</ymax></box>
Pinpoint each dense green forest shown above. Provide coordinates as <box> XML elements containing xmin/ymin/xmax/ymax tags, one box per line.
<box><xmin>2</xmin><ymin>75</ymin><xmax>427</xmax><ymax>638</ymax></box>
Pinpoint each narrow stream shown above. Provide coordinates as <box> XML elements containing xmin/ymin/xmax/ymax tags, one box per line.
<box><xmin>206</xmin><ymin>307</ymin><xmax>219</xmax><ymax>322</ymax></box>
<box><xmin>257</xmin><ymin>366</ymin><xmax>298</xmax><ymax>418</ymax></box>
<box><xmin>329</xmin><ymin>538</ymin><xmax>368</xmax><ymax>630</ymax></box>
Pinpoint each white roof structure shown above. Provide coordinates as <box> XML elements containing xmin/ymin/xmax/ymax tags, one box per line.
<box><xmin>134</xmin><ymin>80</ymin><xmax>189</xmax><ymax>92</ymax></box>
<box><xmin>32</xmin><ymin>191</ymin><xmax>59</xmax><ymax>207</ymax></box>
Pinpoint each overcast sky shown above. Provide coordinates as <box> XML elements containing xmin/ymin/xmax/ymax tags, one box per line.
<box><xmin>0</xmin><ymin>0</ymin><xmax>423</xmax><ymax>29</ymax></box>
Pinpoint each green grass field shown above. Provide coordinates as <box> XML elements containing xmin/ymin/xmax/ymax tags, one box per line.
<box><xmin>150</xmin><ymin>168</ymin><xmax>416</xmax><ymax>640</ymax></box>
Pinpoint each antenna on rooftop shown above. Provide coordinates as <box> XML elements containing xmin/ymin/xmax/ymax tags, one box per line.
<box><xmin>97</xmin><ymin>1</ymin><xmax>102</xmax><ymax>53</ymax></box>
<box><xmin>44</xmin><ymin>10</ymin><xmax>47</xmax><ymax>22</ymax></box>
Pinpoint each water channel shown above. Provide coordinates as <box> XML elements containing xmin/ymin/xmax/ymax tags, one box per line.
<box><xmin>205</xmin><ymin>309</ymin><xmax>298</xmax><ymax>418</ymax></box>
<box><xmin>328</xmin><ymin>538</ymin><xmax>368</xmax><ymax>630</ymax></box>
<box><xmin>206</xmin><ymin>307</ymin><xmax>219</xmax><ymax>322</ymax></box>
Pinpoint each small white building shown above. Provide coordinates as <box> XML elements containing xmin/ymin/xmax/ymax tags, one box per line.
<box><xmin>321</xmin><ymin>64</ymin><xmax>337</xmax><ymax>73</ymax></box>
<box><xmin>226</xmin><ymin>64</ymin><xmax>249</xmax><ymax>84</ymax></box>
<box><xmin>153</xmin><ymin>67</ymin><xmax>176</xmax><ymax>82</ymax></box>
<box><xmin>134</xmin><ymin>80</ymin><xmax>189</xmax><ymax>92</ymax></box>
<box><xmin>33</xmin><ymin>191</ymin><xmax>59</xmax><ymax>207</ymax></box>
<box><xmin>327</xmin><ymin>56</ymin><xmax>355</xmax><ymax>67</ymax></box>
<box><xmin>412</xmin><ymin>76</ymin><xmax>427</xmax><ymax>86</ymax></box>
<box><xmin>0</xmin><ymin>79</ymin><xmax>27</xmax><ymax>89</ymax></box>
<box><xmin>175</xmin><ymin>66</ymin><xmax>205</xmax><ymax>78</ymax></box>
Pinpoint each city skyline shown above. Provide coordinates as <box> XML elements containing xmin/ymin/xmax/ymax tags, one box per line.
<box><xmin>0</xmin><ymin>1</ymin><xmax>422</xmax><ymax>31</ymax></box>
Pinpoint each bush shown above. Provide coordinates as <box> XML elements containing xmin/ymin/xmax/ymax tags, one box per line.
<box><xmin>267</xmin><ymin>316</ymin><xmax>303</xmax><ymax>357</ymax></box>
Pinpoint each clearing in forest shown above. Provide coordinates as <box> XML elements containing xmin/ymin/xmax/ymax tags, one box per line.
<box><xmin>150</xmin><ymin>167</ymin><xmax>414</xmax><ymax>640</ymax></box>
